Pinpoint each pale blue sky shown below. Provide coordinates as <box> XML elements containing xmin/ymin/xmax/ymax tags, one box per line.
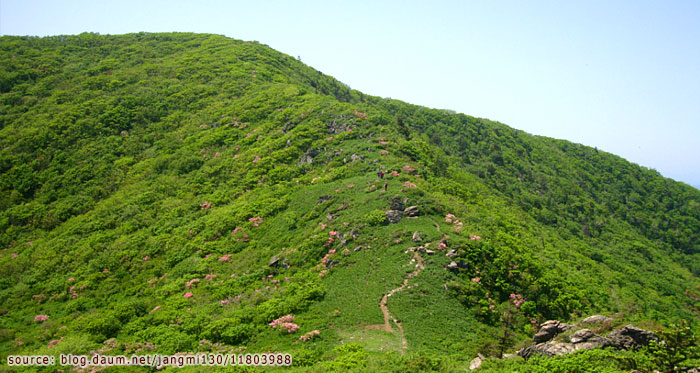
<box><xmin>2</xmin><ymin>0</ymin><xmax>699</xmax><ymax>187</ymax></box>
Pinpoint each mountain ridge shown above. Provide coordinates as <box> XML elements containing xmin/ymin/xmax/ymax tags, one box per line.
<box><xmin>1</xmin><ymin>32</ymin><xmax>698</xmax><ymax>371</ymax></box>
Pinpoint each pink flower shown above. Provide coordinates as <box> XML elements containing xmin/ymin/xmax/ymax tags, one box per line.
<box><xmin>403</xmin><ymin>181</ymin><xmax>417</xmax><ymax>188</ymax></box>
<box><xmin>205</xmin><ymin>273</ymin><xmax>215</xmax><ymax>280</ymax></box>
<box><xmin>67</xmin><ymin>277</ymin><xmax>74</xmax><ymax>282</ymax></box>
<box><xmin>143</xmin><ymin>256</ymin><xmax>150</xmax><ymax>261</ymax></box>
<box><xmin>34</xmin><ymin>314</ymin><xmax>49</xmax><ymax>322</ymax></box>
<box><xmin>509</xmin><ymin>293</ymin><xmax>525</xmax><ymax>308</ymax></box>
<box><xmin>204</xmin><ymin>254</ymin><xmax>212</xmax><ymax>259</ymax></box>
<box><xmin>185</xmin><ymin>278</ymin><xmax>200</xmax><ymax>288</ymax></box>
<box><xmin>200</xmin><ymin>201</ymin><xmax>213</xmax><ymax>210</ymax></box>
<box><xmin>380</xmin><ymin>150</ymin><xmax>389</xmax><ymax>155</ymax></box>
<box><xmin>438</xmin><ymin>242</ymin><xmax>447</xmax><ymax>249</ymax></box>
<box><xmin>150</xmin><ymin>306</ymin><xmax>160</xmax><ymax>313</ymax></box>
<box><xmin>390</xmin><ymin>171</ymin><xmax>399</xmax><ymax>177</ymax></box>
<box><xmin>489</xmin><ymin>305</ymin><xmax>495</xmax><ymax>310</ymax></box>
<box><xmin>470</xmin><ymin>235</ymin><xmax>481</xmax><ymax>240</ymax></box>
<box><xmin>102</xmin><ymin>269</ymin><xmax>110</xmax><ymax>273</ymax></box>
<box><xmin>220</xmin><ymin>299</ymin><xmax>230</xmax><ymax>305</ymax></box>
<box><xmin>184</xmin><ymin>292</ymin><xmax>193</xmax><ymax>298</ymax></box>
<box><xmin>471</xmin><ymin>277</ymin><xmax>481</xmax><ymax>284</ymax></box>
<box><xmin>445</xmin><ymin>214</ymin><xmax>456</xmax><ymax>223</ymax></box>
<box><xmin>248</xmin><ymin>217</ymin><xmax>263</xmax><ymax>227</ymax></box>
<box><xmin>219</xmin><ymin>254</ymin><xmax>232</xmax><ymax>262</ymax></box>
<box><xmin>47</xmin><ymin>337</ymin><xmax>63</xmax><ymax>348</ymax></box>
<box><xmin>329</xmin><ymin>231</ymin><xmax>338</xmax><ymax>237</ymax></box>
<box><xmin>252</xmin><ymin>156</ymin><xmax>260</xmax><ymax>163</ymax></box>
<box><xmin>214</xmin><ymin>152</ymin><xmax>221</xmax><ymax>158</ymax></box>
<box><xmin>402</xmin><ymin>165</ymin><xmax>416</xmax><ymax>173</ymax></box>
<box><xmin>379</xmin><ymin>140</ymin><xmax>388</xmax><ymax>145</ymax></box>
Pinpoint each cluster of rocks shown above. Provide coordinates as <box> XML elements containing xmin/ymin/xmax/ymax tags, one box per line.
<box><xmin>386</xmin><ymin>197</ymin><xmax>419</xmax><ymax>223</ymax></box>
<box><xmin>405</xmin><ymin>243</ymin><xmax>436</xmax><ymax>256</ymax></box>
<box><xmin>516</xmin><ymin>316</ymin><xmax>658</xmax><ymax>359</ymax></box>
<box><xmin>469</xmin><ymin>315</ymin><xmax>660</xmax><ymax>370</ymax></box>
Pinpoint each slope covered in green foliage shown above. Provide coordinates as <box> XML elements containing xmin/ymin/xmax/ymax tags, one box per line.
<box><xmin>1</xmin><ymin>33</ymin><xmax>698</xmax><ymax>371</ymax></box>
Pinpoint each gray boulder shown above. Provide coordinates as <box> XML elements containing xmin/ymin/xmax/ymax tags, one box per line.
<box><xmin>390</xmin><ymin>197</ymin><xmax>404</xmax><ymax>211</ymax></box>
<box><xmin>534</xmin><ymin>320</ymin><xmax>573</xmax><ymax>343</ymax></box>
<box><xmin>386</xmin><ymin>210</ymin><xmax>403</xmax><ymax>223</ymax></box>
<box><xmin>581</xmin><ymin>315</ymin><xmax>612</xmax><ymax>324</ymax></box>
<box><xmin>412</xmin><ymin>231</ymin><xmax>422</xmax><ymax>242</ymax></box>
<box><xmin>404</xmin><ymin>206</ymin><xmax>419</xmax><ymax>217</ymax></box>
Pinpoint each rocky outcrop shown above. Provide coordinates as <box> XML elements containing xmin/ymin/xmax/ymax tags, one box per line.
<box><xmin>517</xmin><ymin>318</ymin><xmax>658</xmax><ymax>360</ymax></box>
<box><xmin>533</xmin><ymin>320</ymin><xmax>573</xmax><ymax>343</ymax></box>
<box><xmin>386</xmin><ymin>210</ymin><xmax>403</xmax><ymax>223</ymax></box>
<box><xmin>607</xmin><ymin>325</ymin><xmax>658</xmax><ymax>350</ymax></box>
<box><xmin>581</xmin><ymin>315</ymin><xmax>612</xmax><ymax>324</ymax></box>
<box><xmin>469</xmin><ymin>353</ymin><xmax>485</xmax><ymax>370</ymax></box>
<box><xmin>390</xmin><ymin>197</ymin><xmax>404</xmax><ymax>211</ymax></box>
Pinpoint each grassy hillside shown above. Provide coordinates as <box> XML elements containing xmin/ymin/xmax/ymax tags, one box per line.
<box><xmin>1</xmin><ymin>33</ymin><xmax>698</xmax><ymax>371</ymax></box>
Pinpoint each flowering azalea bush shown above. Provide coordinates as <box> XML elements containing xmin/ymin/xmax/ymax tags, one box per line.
<box><xmin>248</xmin><ymin>216</ymin><xmax>263</xmax><ymax>227</ymax></box>
<box><xmin>269</xmin><ymin>315</ymin><xmax>299</xmax><ymax>333</ymax></box>
<box><xmin>34</xmin><ymin>314</ymin><xmax>49</xmax><ymax>322</ymax></box>
<box><xmin>510</xmin><ymin>293</ymin><xmax>525</xmax><ymax>308</ymax></box>
<box><xmin>299</xmin><ymin>330</ymin><xmax>320</xmax><ymax>342</ymax></box>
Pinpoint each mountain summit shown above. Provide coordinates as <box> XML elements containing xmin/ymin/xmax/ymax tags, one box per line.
<box><xmin>1</xmin><ymin>33</ymin><xmax>698</xmax><ymax>371</ymax></box>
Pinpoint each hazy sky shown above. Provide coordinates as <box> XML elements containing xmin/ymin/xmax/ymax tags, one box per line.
<box><xmin>2</xmin><ymin>0</ymin><xmax>699</xmax><ymax>187</ymax></box>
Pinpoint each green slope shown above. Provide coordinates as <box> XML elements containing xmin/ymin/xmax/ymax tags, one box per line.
<box><xmin>1</xmin><ymin>33</ymin><xmax>698</xmax><ymax>371</ymax></box>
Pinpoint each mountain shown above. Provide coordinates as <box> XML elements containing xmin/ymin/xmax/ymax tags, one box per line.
<box><xmin>1</xmin><ymin>32</ymin><xmax>698</xmax><ymax>371</ymax></box>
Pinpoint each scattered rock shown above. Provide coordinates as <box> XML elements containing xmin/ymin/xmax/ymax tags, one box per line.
<box><xmin>326</xmin><ymin>213</ymin><xmax>337</xmax><ymax>221</ymax></box>
<box><xmin>353</xmin><ymin>246</ymin><xmax>364</xmax><ymax>252</ymax></box>
<box><xmin>469</xmin><ymin>355</ymin><xmax>483</xmax><ymax>370</ymax></box>
<box><xmin>533</xmin><ymin>320</ymin><xmax>573</xmax><ymax>343</ymax></box>
<box><xmin>386</xmin><ymin>210</ymin><xmax>403</xmax><ymax>223</ymax></box>
<box><xmin>390</xmin><ymin>197</ymin><xmax>405</xmax><ymax>211</ymax></box>
<box><xmin>412</xmin><ymin>231</ymin><xmax>422</xmax><ymax>242</ymax></box>
<box><xmin>268</xmin><ymin>256</ymin><xmax>280</xmax><ymax>267</ymax></box>
<box><xmin>403</xmin><ymin>206</ymin><xmax>419</xmax><ymax>217</ymax></box>
<box><xmin>446</xmin><ymin>261</ymin><xmax>459</xmax><ymax>270</ymax></box>
<box><xmin>607</xmin><ymin>325</ymin><xmax>658</xmax><ymax>350</ymax></box>
<box><xmin>581</xmin><ymin>315</ymin><xmax>612</xmax><ymax>324</ymax></box>
<box><xmin>350</xmin><ymin>153</ymin><xmax>363</xmax><ymax>162</ymax></box>
<box><xmin>425</xmin><ymin>250</ymin><xmax>435</xmax><ymax>255</ymax></box>
<box><xmin>446</xmin><ymin>249</ymin><xmax>458</xmax><ymax>257</ymax></box>
<box><xmin>297</xmin><ymin>148</ymin><xmax>319</xmax><ymax>166</ymax></box>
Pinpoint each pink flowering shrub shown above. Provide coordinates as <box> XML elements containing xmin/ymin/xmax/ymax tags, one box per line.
<box><xmin>252</xmin><ymin>155</ymin><xmax>260</xmax><ymax>163</ymax></box>
<box><xmin>403</xmin><ymin>181</ymin><xmax>417</xmax><ymax>188</ymax></box>
<box><xmin>390</xmin><ymin>171</ymin><xmax>399</xmax><ymax>177</ymax></box>
<box><xmin>47</xmin><ymin>337</ymin><xmax>63</xmax><ymax>348</ymax></box>
<box><xmin>184</xmin><ymin>292</ymin><xmax>193</xmax><ymax>298</ymax></box>
<box><xmin>510</xmin><ymin>293</ymin><xmax>525</xmax><ymax>308</ymax></box>
<box><xmin>185</xmin><ymin>278</ymin><xmax>200</xmax><ymax>288</ymax></box>
<box><xmin>205</xmin><ymin>273</ymin><xmax>216</xmax><ymax>281</ymax></box>
<box><xmin>380</xmin><ymin>150</ymin><xmax>389</xmax><ymax>155</ymax></box>
<box><xmin>143</xmin><ymin>256</ymin><xmax>150</xmax><ymax>261</ymax></box>
<box><xmin>470</xmin><ymin>235</ymin><xmax>481</xmax><ymax>240</ymax></box>
<box><xmin>445</xmin><ymin>214</ymin><xmax>456</xmax><ymax>223</ymax></box>
<box><xmin>378</xmin><ymin>140</ymin><xmax>388</xmax><ymax>145</ymax></box>
<box><xmin>200</xmin><ymin>201</ymin><xmax>212</xmax><ymax>210</ymax></box>
<box><xmin>219</xmin><ymin>254</ymin><xmax>232</xmax><ymax>262</ymax></box>
<box><xmin>402</xmin><ymin>165</ymin><xmax>416</xmax><ymax>173</ymax></box>
<box><xmin>248</xmin><ymin>217</ymin><xmax>263</xmax><ymax>227</ymax></box>
<box><xmin>269</xmin><ymin>315</ymin><xmax>299</xmax><ymax>333</ymax></box>
<box><xmin>299</xmin><ymin>330</ymin><xmax>320</xmax><ymax>342</ymax></box>
<box><xmin>34</xmin><ymin>314</ymin><xmax>49</xmax><ymax>322</ymax></box>
<box><xmin>438</xmin><ymin>242</ymin><xmax>447</xmax><ymax>249</ymax></box>
<box><xmin>353</xmin><ymin>110</ymin><xmax>367</xmax><ymax>119</ymax></box>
